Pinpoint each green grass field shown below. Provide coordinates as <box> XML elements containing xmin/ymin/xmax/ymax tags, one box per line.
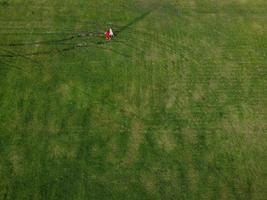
<box><xmin>0</xmin><ymin>0</ymin><xmax>266</xmax><ymax>199</ymax></box>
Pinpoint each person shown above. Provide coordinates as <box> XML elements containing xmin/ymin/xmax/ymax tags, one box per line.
<box><xmin>105</xmin><ymin>30</ymin><xmax>110</xmax><ymax>40</ymax></box>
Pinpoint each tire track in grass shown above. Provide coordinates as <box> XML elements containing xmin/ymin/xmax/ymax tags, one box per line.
<box><xmin>0</xmin><ymin>60</ymin><xmax>29</xmax><ymax>74</ymax></box>
<box><xmin>0</xmin><ymin>35</ymin><xmax>107</xmax><ymax>55</ymax></box>
<box><xmin>0</xmin><ymin>47</ymin><xmax>43</xmax><ymax>70</ymax></box>
<box><xmin>0</xmin><ymin>29</ymin><xmax>132</xmax><ymax>58</ymax></box>
<box><xmin>0</xmin><ymin>8</ymin><xmax>159</xmax><ymax>60</ymax></box>
<box><xmin>0</xmin><ymin>31</ymin><xmax>104</xmax><ymax>47</ymax></box>
<box><xmin>115</xmin><ymin>8</ymin><xmax>156</xmax><ymax>37</ymax></box>
<box><xmin>0</xmin><ymin>11</ymin><xmax>153</xmax><ymax>49</ymax></box>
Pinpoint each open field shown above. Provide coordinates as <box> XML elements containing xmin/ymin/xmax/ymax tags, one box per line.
<box><xmin>0</xmin><ymin>0</ymin><xmax>266</xmax><ymax>199</ymax></box>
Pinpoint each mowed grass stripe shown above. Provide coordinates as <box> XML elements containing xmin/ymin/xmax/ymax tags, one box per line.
<box><xmin>0</xmin><ymin>0</ymin><xmax>266</xmax><ymax>199</ymax></box>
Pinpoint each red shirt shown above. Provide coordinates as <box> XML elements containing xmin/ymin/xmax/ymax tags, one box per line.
<box><xmin>105</xmin><ymin>31</ymin><xmax>110</xmax><ymax>40</ymax></box>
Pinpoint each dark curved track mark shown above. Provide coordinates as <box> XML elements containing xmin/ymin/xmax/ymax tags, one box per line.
<box><xmin>0</xmin><ymin>8</ymin><xmax>159</xmax><ymax>60</ymax></box>
<box><xmin>115</xmin><ymin>7</ymin><xmax>158</xmax><ymax>37</ymax></box>
<box><xmin>0</xmin><ymin>47</ymin><xmax>44</xmax><ymax>69</ymax></box>
<box><xmin>0</xmin><ymin>31</ymin><xmax>103</xmax><ymax>47</ymax></box>
<box><xmin>0</xmin><ymin>60</ymin><xmax>29</xmax><ymax>74</ymax></box>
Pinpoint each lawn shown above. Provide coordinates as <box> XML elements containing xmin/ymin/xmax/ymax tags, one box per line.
<box><xmin>0</xmin><ymin>0</ymin><xmax>266</xmax><ymax>199</ymax></box>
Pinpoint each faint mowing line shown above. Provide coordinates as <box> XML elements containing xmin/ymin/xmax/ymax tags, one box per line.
<box><xmin>178</xmin><ymin>46</ymin><xmax>247</xmax><ymax>199</ymax></box>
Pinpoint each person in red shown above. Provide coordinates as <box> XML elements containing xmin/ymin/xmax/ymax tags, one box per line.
<box><xmin>105</xmin><ymin>30</ymin><xmax>111</xmax><ymax>41</ymax></box>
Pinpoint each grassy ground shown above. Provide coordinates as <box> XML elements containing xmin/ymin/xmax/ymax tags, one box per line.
<box><xmin>0</xmin><ymin>0</ymin><xmax>266</xmax><ymax>199</ymax></box>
